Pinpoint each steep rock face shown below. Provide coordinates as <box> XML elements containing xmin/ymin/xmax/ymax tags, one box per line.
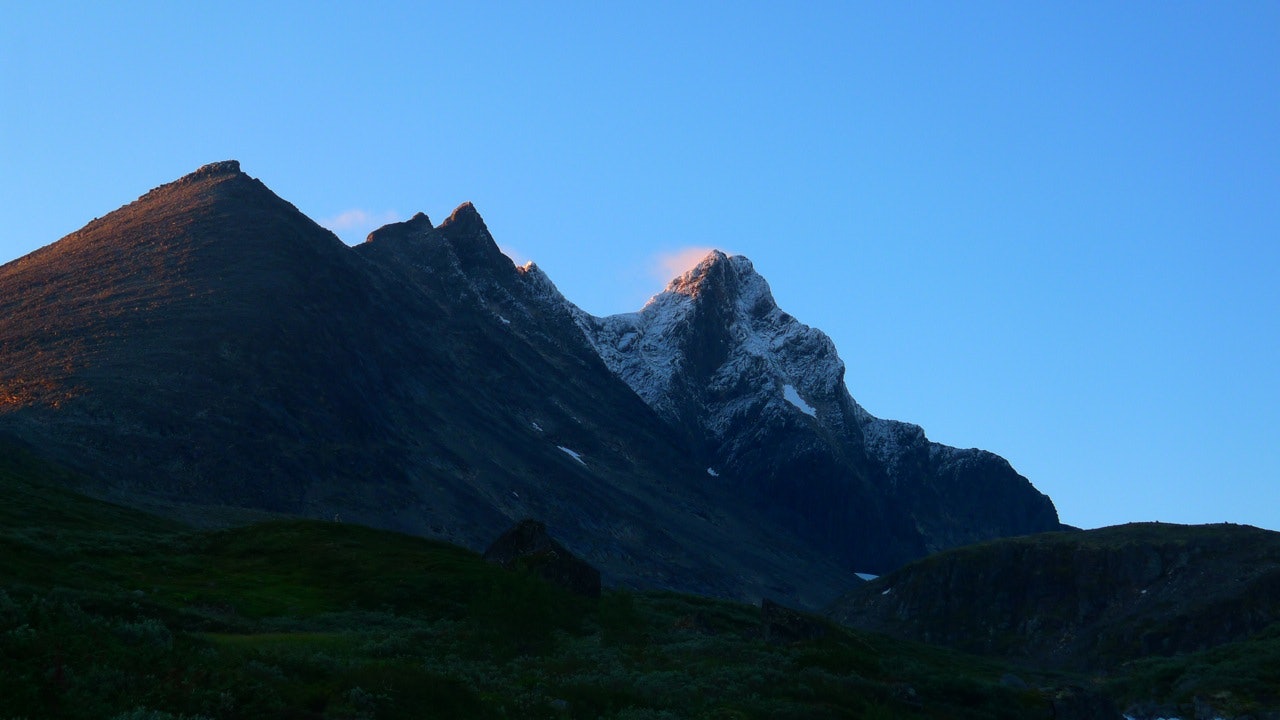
<box><xmin>574</xmin><ymin>251</ymin><xmax>1060</xmax><ymax>573</ymax></box>
<box><xmin>827</xmin><ymin>522</ymin><xmax>1280</xmax><ymax>670</ymax></box>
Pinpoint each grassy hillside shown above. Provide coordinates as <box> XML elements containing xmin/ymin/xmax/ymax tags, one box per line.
<box><xmin>827</xmin><ymin>521</ymin><xmax>1280</xmax><ymax>718</ymax></box>
<box><xmin>0</xmin><ymin>439</ymin><xmax>1108</xmax><ymax>719</ymax></box>
<box><xmin>8</xmin><ymin>439</ymin><xmax>1280</xmax><ymax>719</ymax></box>
<box><xmin>1107</xmin><ymin>628</ymin><xmax>1280</xmax><ymax>718</ymax></box>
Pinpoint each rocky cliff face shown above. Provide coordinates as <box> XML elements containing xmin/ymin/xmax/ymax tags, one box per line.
<box><xmin>0</xmin><ymin>160</ymin><xmax>1062</xmax><ymax>605</ymax></box>
<box><xmin>573</xmin><ymin>250</ymin><xmax>1061</xmax><ymax>573</ymax></box>
<box><xmin>827</xmin><ymin>522</ymin><xmax>1280</xmax><ymax>670</ymax></box>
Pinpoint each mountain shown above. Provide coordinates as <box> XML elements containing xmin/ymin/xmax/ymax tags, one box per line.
<box><xmin>826</xmin><ymin>522</ymin><xmax>1280</xmax><ymax>671</ymax></box>
<box><xmin>573</xmin><ymin>251</ymin><xmax>1061</xmax><ymax>572</ymax></box>
<box><xmin>0</xmin><ymin>160</ymin><xmax>1061</xmax><ymax>607</ymax></box>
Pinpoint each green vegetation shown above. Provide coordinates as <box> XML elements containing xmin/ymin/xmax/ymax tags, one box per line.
<box><xmin>2</xmin><ymin>439</ymin><xmax>1268</xmax><ymax>718</ymax></box>
<box><xmin>1108</xmin><ymin>627</ymin><xmax>1280</xmax><ymax>718</ymax></box>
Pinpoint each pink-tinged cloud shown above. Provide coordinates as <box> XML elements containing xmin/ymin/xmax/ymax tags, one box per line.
<box><xmin>320</xmin><ymin>209</ymin><xmax>400</xmax><ymax>244</ymax></box>
<box><xmin>500</xmin><ymin>245</ymin><xmax>530</xmax><ymax>267</ymax></box>
<box><xmin>651</xmin><ymin>246</ymin><xmax>720</xmax><ymax>282</ymax></box>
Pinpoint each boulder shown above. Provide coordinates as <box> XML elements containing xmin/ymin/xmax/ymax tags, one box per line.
<box><xmin>484</xmin><ymin>520</ymin><xmax>601</xmax><ymax>598</ymax></box>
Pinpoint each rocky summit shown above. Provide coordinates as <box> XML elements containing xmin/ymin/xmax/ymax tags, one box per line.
<box><xmin>0</xmin><ymin>160</ymin><xmax>1063</xmax><ymax>608</ymax></box>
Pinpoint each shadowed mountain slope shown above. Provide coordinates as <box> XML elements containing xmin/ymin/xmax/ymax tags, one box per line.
<box><xmin>0</xmin><ymin>162</ymin><xmax>855</xmax><ymax>607</ymax></box>
<box><xmin>1</xmin><ymin>160</ymin><xmax>1061</xmax><ymax>607</ymax></box>
<box><xmin>0</xmin><ymin>161</ymin><xmax>393</xmax><ymax>509</ymax></box>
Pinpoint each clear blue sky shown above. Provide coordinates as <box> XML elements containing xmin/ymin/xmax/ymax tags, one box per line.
<box><xmin>3</xmin><ymin>3</ymin><xmax>1277</xmax><ymax>531</ymax></box>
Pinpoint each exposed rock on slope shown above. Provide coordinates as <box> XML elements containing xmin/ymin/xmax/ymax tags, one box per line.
<box><xmin>827</xmin><ymin>522</ymin><xmax>1280</xmax><ymax>670</ymax></box>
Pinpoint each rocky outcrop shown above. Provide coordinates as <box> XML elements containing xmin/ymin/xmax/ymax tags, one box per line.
<box><xmin>484</xmin><ymin>520</ymin><xmax>601</xmax><ymax>598</ymax></box>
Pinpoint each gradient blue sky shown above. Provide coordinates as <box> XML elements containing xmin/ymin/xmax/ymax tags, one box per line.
<box><xmin>3</xmin><ymin>3</ymin><xmax>1277</xmax><ymax>531</ymax></box>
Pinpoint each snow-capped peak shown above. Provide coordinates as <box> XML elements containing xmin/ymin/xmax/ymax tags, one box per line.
<box><xmin>663</xmin><ymin>249</ymin><xmax>732</xmax><ymax>299</ymax></box>
<box><xmin>573</xmin><ymin>251</ymin><xmax>847</xmax><ymax>438</ymax></box>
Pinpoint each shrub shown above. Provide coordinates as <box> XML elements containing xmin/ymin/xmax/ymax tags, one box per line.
<box><xmin>113</xmin><ymin>618</ymin><xmax>173</xmax><ymax>650</ymax></box>
<box><xmin>467</xmin><ymin>572</ymin><xmax>579</xmax><ymax>657</ymax></box>
<box><xmin>108</xmin><ymin>709</ymin><xmax>212</xmax><ymax>720</ymax></box>
<box><xmin>0</xmin><ymin>589</ymin><xmax>20</xmax><ymax>627</ymax></box>
<box><xmin>613</xmin><ymin>708</ymin><xmax>681</xmax><ymax>720</ymax></box>
<box><xmin>599</xmin><ymin>592</ymin><xmax>648</xmax><ymax>647</ymax></box>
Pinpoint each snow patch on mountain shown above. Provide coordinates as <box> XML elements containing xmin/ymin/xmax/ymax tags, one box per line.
<box><xmin>557</xmin><ymin>446</ymin><xmax>586</xmax><ymax>465</ymax></box>
<box><xmin>783</xmin><ymin>384</ymin><xmax>817</xmax><ymax>417</ymax></box>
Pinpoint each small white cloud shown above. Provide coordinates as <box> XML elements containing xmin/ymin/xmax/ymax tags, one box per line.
<box><xmin>651</xmin><ymin>246</ymin><xmax>719</xmax><ymax>282</ymax></box>
<box><xmin>500</xmin><ymin>245</ymin><xmax>530</xmax><ymax>266</ymax></box>
<box><xmin>320</xmin><ymin>209</ymin><xmax>399</xmax><ymax>244</ymax></box>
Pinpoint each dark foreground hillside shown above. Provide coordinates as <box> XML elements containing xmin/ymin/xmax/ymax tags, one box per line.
<box><xmin>829</xmin><ymin>524</ymin><xmax>1280</xmax><ymax>718</ymax></box>
<box><xmin>0</xmin><ymin>440</ymin><xmax>1114</xmax><ymax>719</ymax></box>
